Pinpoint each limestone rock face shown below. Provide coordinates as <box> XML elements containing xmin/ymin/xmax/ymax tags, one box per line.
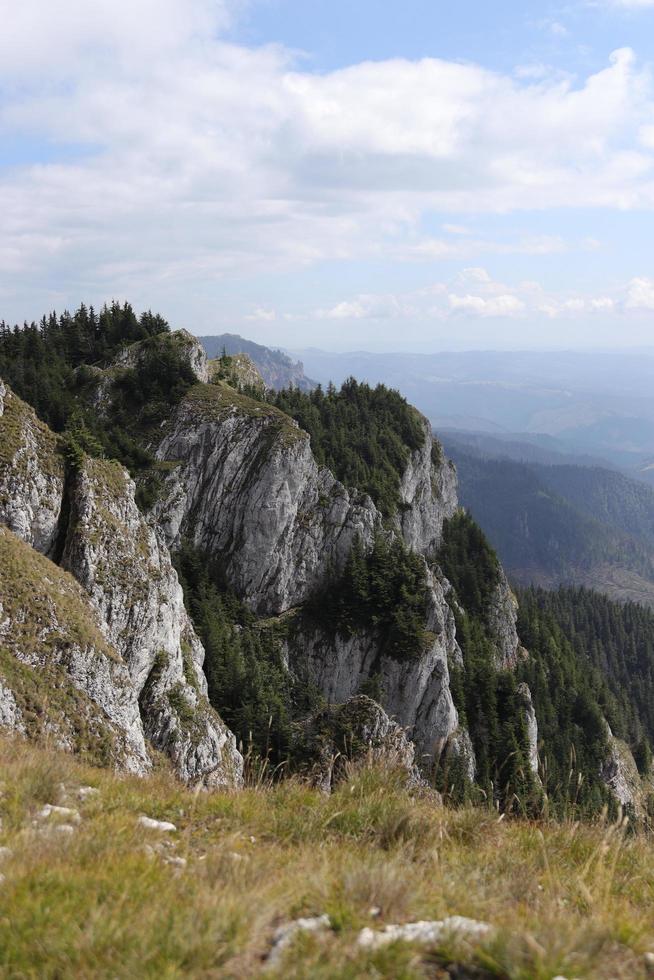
<box><xmin>517</xmin><ymin>682</ymin><xmax>539</xmax><ymax>776</ymax></box>
<box><xmin>0</xmin><ymin>525</ymin><xmax>149</xmax><ymax>772</ymax></box>
<box><xmin>116</xmin><ymin>328</ymin><xmax>209</xmax><ymax>383</ymax></box>
<box><xmin>61</xmin><ymin>457</ymin><xmax>242</xmax><ymax>787</ymax></box>
<box><xmin>600</xmin><ymin>723</ymin><xmax>643</xmax><ymax>813</ymax></box>
<box><xmin>154</xmin><ymin>386</ymin><xmax>455</xmax><ymax>616</ymax></box>
<box><xmin>208</xmin><ymin>353</ymin><xmax>266</xmax><ymax>394</ymax></box>
<box><xmin>291</xmin><ymin>695</ymin><xmax>422</xmax><ymax>790</ymax></box>
<box><xmin>443</xmin><ymin>727</ymin><xmax>477</xmax><ymax>783</ymax></box>
<box><xmin>395</xmin><ymin>436</ymin><xmax>457</xmax><ymax>558</ymax></box>
<box><xmin>154</xmin><ymin>383</ymin><xmax>380</xmax><ymax>615</ymax></box>
<box><xmin>0</xmin><ymin>382</ymin><xmax>64</xmax><ymax>556</ymax></box>
<box><xmin>171</xmin><ymin>329</ymin><xmax>210</xmax><ymax>383</ymax></box>
<box><xmin>487</xmin><ymin>573</ymin><xmax>522</xmax><ymax>670</ymax></box>
<box><xmin>0</xmin><ymin>680</ymin><xmax>26</xmax><ymax>735</ymax></box>
<box><xmin>284</xmin><ymin>570</ymin><xmax>462</xmax><ymax>768</ymax></box>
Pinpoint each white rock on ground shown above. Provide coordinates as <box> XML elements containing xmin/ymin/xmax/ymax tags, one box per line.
<box><xmin>77</xmin><ymin>786</ymin><xmax>100</xmax><ymax>800</ymax></box>
<box><xmin>266</xmin><ymin>915</ymin><xmax>332</xmax><ymax>967</ymax></box>
<box><xmin>137</xmin><ymin>816</ymin><xmax>177</xmax><ymax>833</ymax></box>
<box><xmin>357</xmin><ymin>915</ymin><xmax>493</xmax><ymax>950</ymax></box>
<box><xmin>36</xmin><ymin>804</ymin><xmax>81</xmax><ymax>824</ymax></box>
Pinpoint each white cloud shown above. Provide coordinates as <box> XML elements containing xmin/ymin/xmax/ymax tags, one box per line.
<box><xmin>442</xmin><ymin>224</ymin><xmax>471</xmax><ymax>235</ymax></box>
<box><xmin>448</xmin><ymin>293</ymin><xmax>526</xmax><ymax>316</ymax></box>
<box><xmin>307</xmin><ymin>274</ymin><xmax>635</xmax><ymax>325</ymax></box>
<box><xmin>625</xmin><ymin>276</ymin><xmax>654</xmax><ymax>308</ymax></box>
<box><xmin>1</xmin><ymin>4</ymin><xmax>654</xmax><ymax>323</ymax></box>
<box><xmin>245</xmin><ymin>307</ymin><xmax>277</xmax><ymax>321</ymax></box>
<box><xmin>0</xmin><ymin>0</ymin><xmax>238</xmax><ymax>75</ymax></box>
<box><xmin>456</xmin><ymin>268</ymin><xmax>493</xmax><ymax>285</ymax></box>
<box><xmin>402</xmin><ymin>234</ymin><xmax>568</xmax><ymax>261</ymax></box>
<box><xmin>537</xmin><ymin>18</ymin><xmax>570</xmax><ymax>36</ymax></box>
<box><xmin>317</xmin><ymin>294</ymin><xmax>408</xmax><ymax>320</ymax></box>
<box><xmin>590</xmin><ymin>297</ymin><xmax>615</xmax><ymax>310</ymax></box>
<box><xmin>607</xmin><ymin>0</ymin><xmax>654</xmax><ymax>7</ymax></box>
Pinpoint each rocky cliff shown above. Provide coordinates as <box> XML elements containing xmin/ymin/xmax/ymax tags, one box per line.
<box><xmin>0</xmin><ymin>380</ymin><xmax>64</xmax><ymax>556</ymax></box>
<box><xmin>153</xmin><ymin>381</ymin><xmax>456</xmax><ymax>616</ymax></box>
<box><xmin>487</xmin><ymin>573</ymin><xmax>522</xmax><ymax>670</ymax></box>
<box><xmin>0</xmin><ymin>382</ymin><xmax>242</xmax><ymax>787</ymax></box>
<box><xmin>61</xmin><ymin>457</ymin><xmax>242</xmax><ymax>786</ymax></box>
<box><xmin>147</xmin><ymin>350</ymin><xmax>470</xmax><ymax>773</ymax></box>
<box><xmin>283</xmin><ymin>568</ymin><xmax>462</xmax><ymax>768</ymax></box>
<box><xmin>153</xmin><ymin>382</ymin><xmax>380</xmax><ymax>614</ymax></box>
<box><xmin>4</xmin><ymin>315</ymin><xmax>654</xmax><ymax>819</ymax></box>
<box><xmin>291</xmin><ymin>695</ymin><xmax>423</xmax><ymax>791</ymax></box>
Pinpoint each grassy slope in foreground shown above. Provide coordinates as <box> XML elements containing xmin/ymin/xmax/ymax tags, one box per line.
<box><xmin>0</xmin><ymin>738</ymin><xmax>653</xmax><ymax>979</ymax></box>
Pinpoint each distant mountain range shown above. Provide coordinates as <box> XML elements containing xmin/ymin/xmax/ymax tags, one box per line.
<box><xmin>443</xmin><ymin>431</ymin><xmax>654</xmax><ymax>608</ymax></box>
<box><xmin>291</xmin><ymin>347</ymin><xmax>654</xmax><ymax>485</ymax></box>
<box><xmin>198</xmin><ymin>333</ymin><xmax>315</xmax><ymax>391</ymax></box>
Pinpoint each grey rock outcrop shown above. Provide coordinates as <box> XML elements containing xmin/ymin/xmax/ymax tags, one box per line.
<box><xmin>153</xmin><ymin>383</ymin><xmax>380</xmax><ymax>615</ymax></box>
<box><xmin>61</xmin><ymin>456</ymin><xmax>242</xmax><ymax>787</ymax></box>
<box><xmin>0</xmin><ymin>680</ymin><xmax>26</xmax><ymax>735</ymax></box>
<box><xmin>291</xmin><ymin>695</ymin><xmax>422</xmax><ymax>791</ymax></box>
<box><xmin>0</xmin><ymin>382</ymin><xmax>64</xmax><ymax>556</ymax></box>
<box><xmin>517</xmin><ymin>682</ymin><xmax>539</xmax><ymax>776</ymax></box>
<box><xmin>396</xmin><ymin>437</ymin><xmax>457</xmax><ymax>558</ymax></box>
<box><xmin>208</xmin><ymin>352</ymin><xmax>266</xmax><ymax>394</ymax></box>
<box><xmin>487</xmin><ymin>573</ymin><xmax>522</xmax><ymax>670</ymax></box>
<box><xmin>284</xmin><ymin>569</ymin><xmax>462</xmax><ymax>768</ymax></box>
<box><xmin>116</xmin><ymin>328</ymin><xmax>209</xmax><ymax>383</ymax></box>
<box><xmin>442</xmin><ymin>727</ymin><xmax>477</xmax><ymax>783</ymax></box>
<box><xmin>153</xmin><ymin>383</ymin><xmax>455</xmax><ymax>616</ymax></box>
<box><xmin>600</xmin><ymin>723</ymin><xmax>642</xmax><ymax>813</ymax></box>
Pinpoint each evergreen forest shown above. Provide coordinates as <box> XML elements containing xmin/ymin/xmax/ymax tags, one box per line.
<box><xmin>271</xmin><ymin>380</ymin><xmax>425</xmax><ymax>516</ymax></box>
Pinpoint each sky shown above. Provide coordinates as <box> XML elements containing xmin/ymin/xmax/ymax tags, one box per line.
<box><xmin>2</xmin><ymin>1</ymin><xmax>654</xmax><ymax>351</ymax></box>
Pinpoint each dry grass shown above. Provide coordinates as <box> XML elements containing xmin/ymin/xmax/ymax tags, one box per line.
<box><xmin>1</xmin><ymin>736</ymin><xmax>654</xmax><ymax>978</ymax></box>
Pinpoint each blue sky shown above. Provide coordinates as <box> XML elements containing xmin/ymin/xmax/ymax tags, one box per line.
<box><xmin>2</xmin><ymin>0</ymin><xmax>654</xmax><ymax>351</ymax></box>
<box><xmin>232</xmin><ymin>0</ymin><xmax>639</xmax><ymax>75</ymax></box>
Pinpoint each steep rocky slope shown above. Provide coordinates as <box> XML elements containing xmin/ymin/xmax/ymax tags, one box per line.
<box><xmin>153</xmin><ymin>382</ymin><xmax>457</xmax><ymax>614</ymax></box>
<box><xmin>145</xmin><ymin>342</ymin><xmax>524</xmax><ymax>777</ymax></box>
<box><xmin>0</xmin><ymin>380</ymin><xmax>64</xmax><ymax>555</ymax></box>
<box><xmin>0</xmin><ymin>525</ymin><xmax>149</xmax><ymax>772</ymax></box>
<box><xmin>61</xmin><ymin>457</ymin><xmax>241</xmax><ymax>786</ymax></box>
<box><xmin>0</xmin><ymin>382</ymin><xmax>241</xmax><ymax>787</ymax></box>
<box><xmin>282</xmin><ymin>569</ymin><xmax>461</xmax><ymax>767</ymax></box>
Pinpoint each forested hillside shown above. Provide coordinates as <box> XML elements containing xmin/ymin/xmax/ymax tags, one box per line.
<box><xmin>0</xmin><ymin>303</ymin><xmax>169</xmax><ymax>432</ymax></box>
<box><xmin>539</xmin><ymin>464</ymin><xmax>654</xmax><ymax>544</ymax></box>
<box><xmin>518</xmin><ymin>587</ymin><xmax>654</xmax><ymax>774</ymax></box>
<box><xmin>437</xmin><ymin>512</ymin><xmax>539</xmax><ymax>810</ymax></box>
<box><xmin>271</xmin><ymin>381</ymin><xmax>426</xmax><ymax>516</ymax></box>
<box><xmin>447</xmin><ymin>445</ymin><xmax>654</xmax><ymax>606</ymax></box>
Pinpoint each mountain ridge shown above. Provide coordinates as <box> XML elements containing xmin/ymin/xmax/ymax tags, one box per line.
<box><xmin>1</xmin><ymin>307</ymin><xmax>654</xmax><ymax>821</ymax></box>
